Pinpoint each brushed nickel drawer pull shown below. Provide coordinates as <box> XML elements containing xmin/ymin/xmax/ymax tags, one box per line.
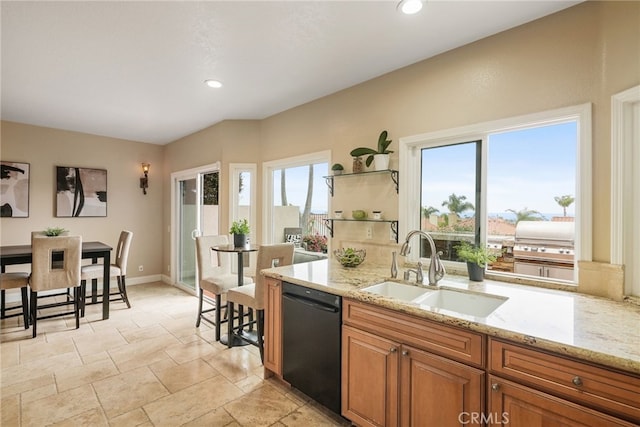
<box><xmin>572</xmin><ymin>376</ymin><xmax>583</xmax><ymax>386</ymax></box>
<box><xmin>390</xmin><ymin>347</ymin><xmax>397</xmax><ymax>353</ymax></box>
<box><xmin>491</xmin><ymin>383</ymin><xmax>500</xmax><ymax>391</ymax></box>
<box><xmin>402</xmin><ymin>350</ymin><xmax>409</xmax><ymax>356</ymax></box>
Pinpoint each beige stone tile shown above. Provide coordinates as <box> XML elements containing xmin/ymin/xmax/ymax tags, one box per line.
<box><xmin>129</xmin><ymin>311</ymin><xmax>174</xmax><ymax>328</ymax></box>
<box><xmin>49</xmin><ymin>407</ymin><xmax>109</xmax><ymax>427</ymax></box>
<box><xmin>1</xmin><ymin>393</ymin><xmax>20</xmax><ymax>426</ymax></box>
<box><xmin>204</xmin><ymin>346</ymin><xmax>262</xmax><ymax>382</ymax></box>
<box><xmin>164</xmin><ymin>337</ymin><xmax>221</xmax><ymax>364</ymax></box>
<box><xmin>55</xmin><ymin>357</ymin><xmax>119</xmax><ymax>392</ymax></box>
<box><xmin>1</xmin><ymin>351</ymin><xmax>82</xmax><ymax>387</ymax></box>
<box><xmin>224</xmin><ymin>384</ymin><xmax>300</xmax><ymax>426</ymax></box>
<box><xmin>19</xmin><ymin>336</ymin><xmax>76</xmax><ymax>363</ymax></box>
<box><xmin>119</xmin><ymin>323</ymin><xmax>170</xmax><ymax>343</ymax></box>
<box><xmin>93</xmin><ymin>366</ymin><xmax>169</xmax><ymax>419</ymax></box>
<box><xmin>143</xmin><ymin>375</ymin><xmax>244</xmax><ymax>426</ymax></box>
<box><xmin>181</xmin><ymin>407</ymin><xmax>236</xmax><ymax>427</ymax></box>
<box><xmin>21</xmin><ymin>384</ymin><xmax>100</xmax><ymax>427</ymax></box>
<box><xmin>1</xmin><ymin>374</ymin><xmax>55</xmax><ymax>399</ymax></box>
<box><xmin>151</xmin><ymin>358</ymin><xmax>219</xmax><ymax>393</ymax></box>
<box><xmin>0</xmin><ymin>339</ymin><xmax>20</xmax><ymax>368</ymax></box>
<box><xmin>107</xmin><ymin>333</ymin><xmax>179</xmax><ymax>372</ymax></box>
<box><xmin>235</xmin><ymin>373</ymin><xmax>266</xmax><ymax>393</ymax></box>
<box><xmin>107</xmin><ymin>408</ymin><xmax>150</xmax><ymax>427</ymax></box>
<box><xmin>81</xmin><ymin>350</ymin><xmax>111</xmax><ymax>365</ymax></box>
<box><xmin>21</xmin><ymin>381</ymin><xmax>58</xmax><ymax>403</ymax></box>
<box><xmin>279</xmin><ymin>403</ymin><xmax>347</xmax><ymax>426</ymax></box>
<box><xmin>148</xmin><ymin>357</ymin><xmax>178</xmax><ymax>373</ymax></box>
<box><xmin>72</xmin><ymin>329</ymin><xmax>127</xmax><ymax>357</ymax></box>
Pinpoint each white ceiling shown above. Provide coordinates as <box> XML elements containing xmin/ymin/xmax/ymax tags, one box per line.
<box><xmin>1</xmin><ymin>1</ymin><xmax>580</xmax><ymax>145</ymax></box>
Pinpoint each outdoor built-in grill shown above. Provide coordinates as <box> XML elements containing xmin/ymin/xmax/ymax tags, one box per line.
<box><xmin>513</xmin><ymin>221</ymin><xmax>575</xmax><ymax>281</ymax></box>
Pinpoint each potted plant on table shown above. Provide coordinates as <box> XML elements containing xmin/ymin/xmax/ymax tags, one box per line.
<box><xmin>230</xmin><ymin>219</ymin><xmax>250</xmax><ymax>247</ymax></box>
<box><xmin>349</xmin><ymin>130</ymin><xmax>393</xmax><ymax>171</ymax></box>
<box><xmin>455</xmin><ymin>241</ymin><xmax>497</xmax><ymax>282</ymax></box>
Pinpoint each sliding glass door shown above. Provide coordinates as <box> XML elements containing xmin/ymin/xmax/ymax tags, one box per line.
<box><xmin>172</xmin><ymin>164</ymin><xmax>220</xmax><ymax>291</ymax></box>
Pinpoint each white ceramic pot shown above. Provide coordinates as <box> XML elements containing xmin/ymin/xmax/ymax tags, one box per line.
<box><xmin>373</xmin><ymin>154</ymin><xmax>390</xmax><ymax>171</ymax></box>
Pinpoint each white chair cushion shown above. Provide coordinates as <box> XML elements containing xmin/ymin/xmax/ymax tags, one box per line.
<box><xmin>227</xmin><ymin>283</ymin><xmax>257</xmax><ymax>309</ymax></box>
<box><xmin>0</xmin><ymin>272</ymin><xmax>30</xmax><ymax>290</ymax></box>
<box><xmin>81</xmin><ymin>263</ymin><xmax>122</xmax><ymax>280</ymax></box>
<box><xmin>200</xmin><ymin>274</ymin><xmax>253</xmax><ymax>295</ymax></box>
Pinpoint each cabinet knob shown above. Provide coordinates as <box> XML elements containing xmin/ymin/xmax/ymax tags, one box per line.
<box><xmin>390</xmin><ymin>347</ymin><xmax>397</xmax><ymax>353</ymax></box>
<box><xmin>491</xmin><ymin>383</ymin><xmax>500</xmax><ymax>391</ymax></box>
<box><xmin>572</xmin><ymin>376</ymin><xmax>583</xmax><ymax>386</ymax></box>
<box><xmin>402</xmin><ymin>350</ymin><xmax>409</xmax><ymax>356</ymax></box>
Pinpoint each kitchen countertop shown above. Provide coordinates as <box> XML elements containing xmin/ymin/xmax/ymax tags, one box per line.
<box><xmin>262</xmin><ymin>259</ymin><xmax>640</xmax><ymax>375</ymax></box>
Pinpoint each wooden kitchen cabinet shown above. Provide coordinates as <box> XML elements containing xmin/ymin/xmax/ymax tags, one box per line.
<box><xmin>343</xmin><ymin>299</ymin><xmax>485</xmax><ymax>426</ymax></box>
<box><xmin>263</xmin><ymin>277</ymin><xmax>282</xmax><ymax>375</ymax></box>
<box><xmin>487</xmin><ymin>376</ymin><xmax>637</xmax><ymax>427</ymax></box>
<box><xmin>342</xmin><ymin>325</ymin><xmax>399</xmax><ymax>427</ymax></box>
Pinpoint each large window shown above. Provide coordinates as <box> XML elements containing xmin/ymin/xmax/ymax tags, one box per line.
<box><xmin>262</xmin><ymin>151</ymin><xmax>330</xmax><ymax>249</ymax></box>
<box><xmin>401</xmin><ymin>105</ymin><xmax>591</xmax><ymax>284</ymax></box>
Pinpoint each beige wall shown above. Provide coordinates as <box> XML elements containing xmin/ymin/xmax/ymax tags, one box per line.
<box><xmin>2</xmin><ymin>2</ymin><xmax>638</xmax><ymax>295</ymax></box>
<box><xmin>166</xmin><ymin>2</ymin><xmax>639</xmax><ymax>292</ymax></box>
<box><xmin>0</xmin><ymin>121</ymin><xmax>164</xmax><ymax>279</ymax></box>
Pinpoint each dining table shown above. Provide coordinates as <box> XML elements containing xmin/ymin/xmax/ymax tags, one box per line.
<box><xmin>212</xmin><ymin>243</ymin><xmax>257</xmax><ymax>346</ymax></box>
<box><xmin>0</xmin><ymin>241</ymin><xmax>113</xmax><ymax>320</ymax></box>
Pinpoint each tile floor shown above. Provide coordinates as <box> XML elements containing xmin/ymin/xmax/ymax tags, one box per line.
<box><xmin>1</xmin><ymin>282</ymin><xmax>351</xmax><ymax>426</ymax></box>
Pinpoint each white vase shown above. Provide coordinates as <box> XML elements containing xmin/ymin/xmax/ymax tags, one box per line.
<box><xmin>373</xmin><ymin>154</ymin><xmax>390</xmax><ymax>171</ymax></box>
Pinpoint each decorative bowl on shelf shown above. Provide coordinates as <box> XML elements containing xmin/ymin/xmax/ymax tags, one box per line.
<box><xmin>334</xmin><ymin>248</ymin><xmax>366</xmax><ymax>267</ymax></box>
<box><xmin>352</xmin><ymin>210</ymin><xmax>367</xmax><ymax>220</ymax></box>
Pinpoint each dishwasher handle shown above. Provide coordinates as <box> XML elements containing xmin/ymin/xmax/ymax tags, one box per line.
<box><xmin>282</xmin><ymin>293</ymin><xmax>340</xmax><ymax>313</ymax></box>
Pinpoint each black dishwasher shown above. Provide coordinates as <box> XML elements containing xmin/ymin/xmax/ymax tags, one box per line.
<box><xmin>282</xmin><ymin>281</ymin><xmax>342</xmax><ymax>415</ymax></box>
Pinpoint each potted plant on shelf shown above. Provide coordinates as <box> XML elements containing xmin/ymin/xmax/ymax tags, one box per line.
<box><xmin>455</xmin><ymin>241</ymin><xmax>497</xmax><ymax>282</ymax></box>
<box><xmin>349</xmin><ymin>130</ymin><xmax>393</xmax><ymax>171</ymax></box>
<box><xmin>303</xmin><ymin>234</ymin><xmax>328</xmax><ymax>253</ymax></box>
<box><xmin>230</xmin><ymin>219</ymin><xmax>250</xmax><ymax>247</ymax></box>
<box><xmin>331</xmin><ymin>163</ymin><xmax>344</xmax><ymax>175</ymax></box>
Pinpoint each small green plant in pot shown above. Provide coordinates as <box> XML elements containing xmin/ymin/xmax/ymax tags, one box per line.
<box><xmin>44</xmin><ymin>227</ymin><xmax>68</xmax><ymax>237</ymax></box>
<box><xmin>331</xmin><ymin>163</ymin><xmax>344</xmax><ymax>175</ymax></box>
<box><xmin>349</xmin><ymin>130</ymin><xmax>393</xmax><ymax>171</ymax></box>
<box><xmin>230</xmin><ymin>219</ymin><xmax>250</xmax><ymax>247</ymax></box>
<box><xmin>455</xmin><ymin>241</ymin><xmax>497</xmax><ymax>281</ymax></box>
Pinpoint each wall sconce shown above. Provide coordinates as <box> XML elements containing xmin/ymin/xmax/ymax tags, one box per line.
<box><xmin>140</xmin><ymin>163</ymin><xmax>150</xmax><ymax>195</ymax></box>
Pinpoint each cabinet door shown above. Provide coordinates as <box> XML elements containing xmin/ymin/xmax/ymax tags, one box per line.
<box><xmin>263</xmin><ymin>278</ymin><xmax>282</xmax><ymax>375</ymax></box>
<box><xmin>488</xmin><ymin>376</ymin><xmax>637</xmax><ymax>427</ymax></box>
<box><xmin>342</xmin><ymin>325</ymin><xmax>400</xmax><ymax>427</ymax></box>
<box><xmin>400</xmin><ymin>345</ymin><xmax>484</xmax><ymax>427</ymax></box>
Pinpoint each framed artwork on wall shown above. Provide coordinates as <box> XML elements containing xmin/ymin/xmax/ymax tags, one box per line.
<box><xmin>0</xmin><ymin>161</ymin><xmax>30</xmax><ymax>217</ymax></box>
<box><xmin>56</xmin><ymin>166</ymin><xmax>107</xmax><ymax>217</ymax></box>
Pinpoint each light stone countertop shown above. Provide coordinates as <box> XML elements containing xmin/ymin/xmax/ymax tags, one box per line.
<box><xmin>262</xmin><ymin>259</ymin><xmax>640</xmax><ymax>375</ymax></box>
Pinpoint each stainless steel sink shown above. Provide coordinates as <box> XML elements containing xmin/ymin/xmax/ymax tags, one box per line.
<box><xmin>415</xmin><ymin>288</ymin><xmax>507</xmax><ymax>317</ymax></box>
<box><xmin>361</xmin><ymin>281</ymin><xmax>507</xmax><ymax>317</ymax></box>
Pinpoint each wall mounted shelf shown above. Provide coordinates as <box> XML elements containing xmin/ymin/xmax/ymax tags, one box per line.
<box><xmin>324</xmin><ymin>218</ymin><xmax>399</xmax><ymax>243</ymax></box>
<box><xmin>323</xmin><ymin>169</ymin><xmax>399</xmax><ymax>196</ymax></box>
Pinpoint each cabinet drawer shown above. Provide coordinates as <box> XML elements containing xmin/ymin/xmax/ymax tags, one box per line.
<box><xmin>489</xmin><ymin>338</ymin><xmax>640</xmax><ymax>423</ymax></box>
<box><xmin>343</xmin><ymin>299</ymin><xmax>484</xmax><ymax>367</ymax></box>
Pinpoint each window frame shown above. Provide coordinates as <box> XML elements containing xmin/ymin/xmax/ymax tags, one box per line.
<box><xmin>261</xmin><ymin>150</ymin><xmax>331</xmax><ymax>244</ymax></box>
<box><xmin>399</xmin><ymin>104</ymin><xmax>592</xmax><ymax>284</ymax></box>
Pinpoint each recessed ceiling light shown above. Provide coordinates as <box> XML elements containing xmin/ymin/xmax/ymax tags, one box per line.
<box><xmin>397</xmin><ymin>0</ymin><xmax>423</xmax><ymax>15</ymax></box>
<box><xmin>204</xmin><ymin>79</ymin><xmax>223</xmax><ymax>88</ymax></box>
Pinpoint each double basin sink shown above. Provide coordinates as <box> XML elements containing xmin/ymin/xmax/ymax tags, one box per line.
<box><xmin>361</xmin><ymin>281</ymin><xmax>507</xmax><ymax>317</ymax></box>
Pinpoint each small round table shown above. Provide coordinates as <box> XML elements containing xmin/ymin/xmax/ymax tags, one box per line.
<box><xmin>211</xmin><ymin>244</ymin><xmax>257</xmax><ymax>346</ymax></box>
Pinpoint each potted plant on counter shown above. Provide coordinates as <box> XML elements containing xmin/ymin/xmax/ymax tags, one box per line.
<box><xmin>455</xmin><ymin>241</ymin><xmax>497</xmax><ymax>281</ymax></box>
<box><xmin>349</xmin><ymin>130</ymin><xmax>393</xmax><ymax>171</ymax></box>
<box><xmin>230</xmin><ymin>219</ymin><xmax>250</xmax><ymax>247</ymax></box>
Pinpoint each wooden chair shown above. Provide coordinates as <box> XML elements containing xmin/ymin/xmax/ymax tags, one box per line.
<box><xmin>195</xmin><ymin>235</ymin><xmax>254</xmax><ymax>341</ymax></box>
<box><xmin>30</xmin><ymin>234</ymin><xmax>82</xmax><ymax>338</ymax></box>
<box><xmin>80</xmin><ymin>230</ymin><xmax>133</xmax><ymax>315</ymax></box>
<box><xmin>0</xmin><ymin>272</ymin><xmax>30</xmax><ymax>328</ymax></box>
<box><xmin>226</xmin><ymin>243</ymin><xmax>294</xmax><ymax>361</ymax></box>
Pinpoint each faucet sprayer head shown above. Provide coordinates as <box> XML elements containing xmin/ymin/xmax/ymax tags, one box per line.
<box><xmin>399</xmin><ymin>241</ymin><xmax>411</xmax><ymax>256</ymax></box>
